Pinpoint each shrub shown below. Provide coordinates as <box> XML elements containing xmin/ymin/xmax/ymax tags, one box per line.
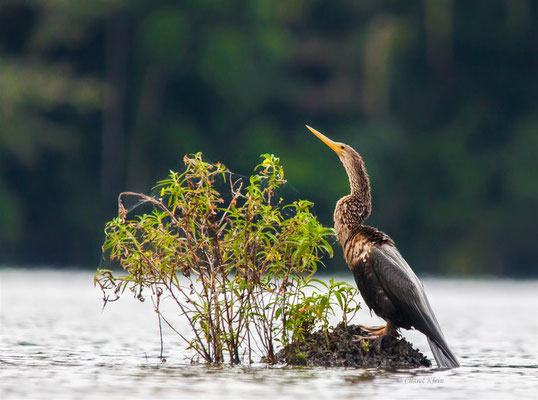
<box><xmin>95</xmin><ymin>153</ymin><xmax>360</xmax><ymax>364</ymax></box>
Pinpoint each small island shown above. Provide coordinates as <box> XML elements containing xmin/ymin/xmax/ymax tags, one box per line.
<box><xmin>277</xmin><ymin>323</ymin><xmax>431</xmax><ymax>368</ymax></box>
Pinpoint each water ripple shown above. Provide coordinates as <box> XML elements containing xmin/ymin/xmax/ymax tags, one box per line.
<box><xmin>1</xmin><ymin>269</ymin><xmax>537</xmax><ymax>400</ymax></box>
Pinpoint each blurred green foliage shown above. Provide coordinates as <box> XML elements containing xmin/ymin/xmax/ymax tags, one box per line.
<box><xmin>0</xmin><ymin>0</ymin><xmax>536</xmax><ymax>275</ymax></box>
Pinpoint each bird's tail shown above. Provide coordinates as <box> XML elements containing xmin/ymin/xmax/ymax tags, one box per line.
<box><xmin>427</xmin><ymin>336</ymin><xmax>460</xmax><ymax>368</ymax></box>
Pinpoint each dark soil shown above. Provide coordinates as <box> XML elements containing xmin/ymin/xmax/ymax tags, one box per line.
<box><xmin>275</xmin><ymin>323</ymin><xmax>431</xmax><ymax>368</ymax></box>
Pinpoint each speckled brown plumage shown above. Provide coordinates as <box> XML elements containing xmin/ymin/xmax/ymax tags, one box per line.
<box><xmin>307</xmin><ymin>125</ymin><xmax>459</xmax><ymax>368</ymax></box>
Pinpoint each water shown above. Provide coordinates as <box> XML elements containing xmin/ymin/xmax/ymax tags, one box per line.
<box><xmin>1</xmin><ymin>269</ymin><xmax>537</xmax><ymax>400</ymax></box>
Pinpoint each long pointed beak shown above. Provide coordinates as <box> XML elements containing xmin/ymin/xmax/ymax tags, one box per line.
<box><xmin>306</xmin><ymin>125</ymin><xmax>345</xmax><ymax>156</ymax></box>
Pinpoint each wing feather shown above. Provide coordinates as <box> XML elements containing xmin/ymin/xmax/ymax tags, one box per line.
<box><xmin>370</xmin><ymin>244</ymin><xmax>459</xmax><ymax>368</ymax></box>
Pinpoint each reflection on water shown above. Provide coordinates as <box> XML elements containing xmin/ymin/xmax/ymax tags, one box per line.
<box><xmin>1</xmin><ymin>269</ymin><xmax>537</xmax><ymax>399</ymax></box>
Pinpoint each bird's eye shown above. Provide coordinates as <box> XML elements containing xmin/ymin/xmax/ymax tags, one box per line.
<box><xmin>340</xmin><ymin>146</ymin><xmax>345</xmax><ymax>150</ymax></box>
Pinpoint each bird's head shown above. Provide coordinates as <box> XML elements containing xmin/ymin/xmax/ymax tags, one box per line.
<box><xmin>306</xmin><ymin>125</ymin><xmax>361</xmax><ymax>170</ymax></box>
<box><xmin>306</xmin><ymin>125</ymin><xmax>371</xmax><ymax>201</ymax></box>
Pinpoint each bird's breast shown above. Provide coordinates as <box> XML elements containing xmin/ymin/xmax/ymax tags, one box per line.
<box><xmin>342</xmin><ymin>234</ymin><xmax>374</xmax><ymax>269</ymax></box>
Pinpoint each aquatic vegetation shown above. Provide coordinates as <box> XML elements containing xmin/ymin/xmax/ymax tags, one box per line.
<box><xmin>95</xmin><ymin>153</ymin><xmax>360</xmax><ymax>364</ymax></box>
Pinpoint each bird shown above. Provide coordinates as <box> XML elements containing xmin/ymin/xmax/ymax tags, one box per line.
<box><xmin>306</xmin><ymin>125</ymin><xmax>460</xmax><ymax>368</ymax></box>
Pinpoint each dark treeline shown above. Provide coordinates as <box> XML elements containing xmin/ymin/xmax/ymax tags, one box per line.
<box><xmin>0</xmin><ymin>1</ymin><xmax>536</xmax><ymax>275</ymax></box>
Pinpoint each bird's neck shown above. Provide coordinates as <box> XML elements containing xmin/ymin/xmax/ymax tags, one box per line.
<box><xmin>345</xmin><ymin>154</ymin><xmax>371</xmax><ymax>203</ymax></box>
<box><xmin>334</xmin><ymin>156</ymin><xmax>372</xmax><ymax>245</ymax></box>
<box><xmin>334</xmin><ymin>195</ymin><xmax>371</xmax><ymax>245</ymax></box>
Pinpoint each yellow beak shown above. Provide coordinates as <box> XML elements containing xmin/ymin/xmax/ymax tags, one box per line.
<box><xmin>306</xmin><ymin>125</ymin><xmax>344</xmax><ymax>156</ymax></box>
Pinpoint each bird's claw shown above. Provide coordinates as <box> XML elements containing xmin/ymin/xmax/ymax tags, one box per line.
<box><xmin>357</xmin><ymin>324</ymin><xmax>386</xmax><ymax>333</ymax></box>
<box><xmin>352</xmin><ymin>334</ymin><xmax>379</xmax><ymax>342</ymax></box>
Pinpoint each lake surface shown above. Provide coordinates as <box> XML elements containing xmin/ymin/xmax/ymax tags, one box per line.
<box><xmin>1</xmin><ymin>269</ymin><xmax>537</xmax><ymax>399</ymax></box>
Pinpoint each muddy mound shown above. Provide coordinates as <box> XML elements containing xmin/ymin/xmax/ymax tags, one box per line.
<box><xmin>276</xmin><ymin>323</ymin><xmax>431</xmax><ymax>368</ymax></box>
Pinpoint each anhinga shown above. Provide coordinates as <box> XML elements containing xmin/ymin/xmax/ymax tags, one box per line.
<box><xmin>306</xmin><ymin>125</ymin><xmax>459</xmax><ymax>369</ymax></box>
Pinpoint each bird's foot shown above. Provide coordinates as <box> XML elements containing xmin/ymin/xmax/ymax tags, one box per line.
<box><xmin>357</xmin><ymin>324</ymin><xmax>386</xmax><ymax>334</ymax></box>
<box><xmin>352</xmin><ymin>326</ymin><xmax>385</xmax><ymax>342</ymax></box>
<box><xmin>353</xmin><ymin>323</ymin><xmax>399</xmax><ymax>341</ymax></box>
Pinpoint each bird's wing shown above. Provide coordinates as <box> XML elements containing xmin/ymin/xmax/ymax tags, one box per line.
<box><xmin>369</xmin><ymin>244</ymin><xmax>438</xmax><ymax>333</ymax></box>
<box><xmin>370</xmin><ymin>244</ymin><xmax>459</xmax><ymax>367</ymax></box>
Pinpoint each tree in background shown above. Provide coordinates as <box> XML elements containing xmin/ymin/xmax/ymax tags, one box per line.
<box><xmin>0</xmin><ymin>0</ymin><xmax>536</xmax><ymax>275</ymax></box>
